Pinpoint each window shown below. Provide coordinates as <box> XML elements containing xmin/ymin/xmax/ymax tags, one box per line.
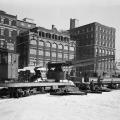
<box><xmin>11</xmin><ymin>20</ymin><xmax>16</xmax><ymax>26</ymax></box>
<box><xmin>21</xmin><ymin>22</ymin><xmax>25</xmax><ymax>26</ymax></box>
<box><xmin>0</xmin><ymin>16</ymin><xmax>1</xmax><ymax>23</ymax></box>
<box><xmin>39</xmin><ymin>50</ymin><xmax>43</xmax><ymax>56</ymax></box>
<box><xmin>9</xmin><ymin>30</ymin><xmax>12</xmax><ymax>37</ymax></box>
<box><xmin>91</xmin><ymin>34</ymin><xmax>94</xmax><ymax>38</ymax></box>
<box><xmin>0</xmin><ymin>40</ymin><xmax>5</xmax><ymax>48</ymax></box>
<box><xmin>58</xmin><ymin>44</ymin><xmax>63</xmax><ymax>49</ymax></box>
<box><xmin>99</xmin><ymin>49</ymin><xmax>101</xmax><ymax>56</ymax></box>
<box><xmin>55</xmin><ymin>35</ymin><xmax>57</xmax><ymax>40</ymax></box>
<box><xmin>29</xmin><ymin>59</ymin><xmax>36</xmax><ymax>66</ymax></box>
<box><xmin>58</xmin><ymin>53</ymin><xmax>62</xmax><ymax>58</ymax></box>
<box><xmin>69</xmin><ymin>54</ymin><xmax>74</xmax><ymax>60</ymax></box>
<box><xmin>91</xmin><ymin>26</ymin><xmax>94</xmax><ymax>31</ymax></box>
<box><xmin>4</xmin><ymin>18</ymin><xmax>9</xmax><ymax>25</ymax></box>
<box><xmin>45</xmin><ymin>51</ymin><xmax>50</xmax><ymax>56</ymax></box>
<box><xmin>96</xmin><ymin>26</ymin><xmax>98</xmax><ymax>31</ymax></box>
<box><xmin>102</xmin><ymin>49</ymin><xmax>105</xmax><ymax>56</ymax></box>
<box><xmin>4</xmin><ymin>28</ymin><xmax>9</xmax><ymax>36</ymax></box>
<box><xmin>52</xmin><ymin>43</ymin><xmax>57</xmax><ymax>48</ymax></box>
<box><xmin>64</xmin><ymin>45</ymin><xmax>68</xmax><ymax>50</ymax></box>
<box><xmin>0</xmin><ymin>53</ymin><xmax>8</xmax><ymax>64</ymax></box>
<box><xmin>38</xmin><ymin>60</ymin><xmax>43</xmax><ymax>67</ymax></box>
<box><xmin>46</xmin><ymin>42</ymin><xmax>51</xmax><ymax>47</ymax></box>
<box><xmin>7</xmin><ymin>43</ymin><xmax>14</xmax><ymax>50</ymax></box>
<box><xmin>64</xmin><ymin>53</ymin><xmax>68</xmax><ymax>59</ymax></box>
<box><xmin>28</xmin><ymin>24</ymin><xmax>31</xmax><ymax>28</ymax></box>
<box><xmin>30</xmin><ymin>40</ymin><xmax>37</xmax><ymax>45</ymax></box>
<box><xmin>0</xmin><ymin>28</ymin><xmax>4</xmax><ymax>35</ymax></box>
<box><xmin>11</xmin><ymin>30</ymin><xmax>17</xmax><ymax>37</ymax></box>
<box><xmin>30</xmin><ymin>49</ymin><xmax>36</xmax><ymax>55</ymax></box>
<box><xmin>39</xmin><ymin>41</ymin><xmax>44</xmax><ymax>46</ymax></box>
<box><xmin>52</xmin><ymin>52</ymin><xmax>56</xmax><ymax>57</ymax></box>
<box><xmin>70</xmin><ymin>46</ymin><xmax>74</xmax><ymax>51</ymax></box>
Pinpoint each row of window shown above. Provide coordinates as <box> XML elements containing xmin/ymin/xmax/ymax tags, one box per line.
<box><xmin>0</xmin><ymin>28</ymin><xmax>17</xmax><ymax>37</ymax></box>
<box><xmin>30</xmin><ymin>40</ymin><xmax>75</xmax><ymax>51</ymax></box>
<box><xmin>96</xmin><ymin>48</ymin><xmax>115</xmax><ymax>56</ymax></box>
<box><xmin>29</xmin><ymin>49</ymin><xmax>75</xmax><ymax>59</ymax></box>
<box><xmin>29</xmin><ymin>59</ymin><xmax>51</xmax><ymax>66</ymax></box>
<box><xmin>0</xmin><ymin>40</ymin><xmax>14</xmax><ymax>50</ymax></box>
<box><xmin>72</xmin><ymin>26</ymin><xmax>94</xmax><ymax>35</ymax></box>
<box><xmin>97</xmin><ymin>61</ymin><xmax>114</xmax><ymax>69</ymax></box>
<box><xmin>72</xmin><ymin>25</ymin><xmax>115</xmax><ymax>37</ymax></box>
<box><xmin>96</xmin><ymin>33</ymin><xmax>115</xmax><ymax>41</ymax></box>
<box><xmin>95</xmin><ymin>26</ymin><xmax>115</xmax><ymax>35</ymax></box>
<box><xmin>96</xmin><ymin>40</ymin><xmax>115</xmax><ymax>48</ymax></box>
<box><xmin>38</xmin><ymin>31</ymin><xmax>70</xmax><ymax>42</ymax></box>
<box><xmin>0</xmin><ymin>16</ymin><xmax>16</xmax><ymax>26</ymax></box>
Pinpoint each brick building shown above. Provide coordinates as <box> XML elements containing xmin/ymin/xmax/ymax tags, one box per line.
<box><xmin>17</xmin><ymin>18</ymin><xmax>36</xmax><ymax>34</ymax></box>
<box><xmin>17</xmin><ymin>25</ymin><xmax>76</xmax><ymax>68</ymax></box>
<box><xmin>0</xmin><ymin>10</ymin><xmax>17</xmax><ymax>52</ymax></box>
<box><xmin>70</xmin><ymin>22</ymin><xmax>115</xmax><ymax>77</ymax></box>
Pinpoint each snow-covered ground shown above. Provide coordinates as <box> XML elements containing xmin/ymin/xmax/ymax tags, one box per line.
<box><xmin>0</xmin><ymin>90</ymin><xmax>120</xmax><ymax>120</ymax></box>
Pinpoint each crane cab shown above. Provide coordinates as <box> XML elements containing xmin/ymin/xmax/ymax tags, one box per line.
<box><xmin>0</xmin><ymin>50</ymin><xmax>19</xmax><ymax>82</ymax></box>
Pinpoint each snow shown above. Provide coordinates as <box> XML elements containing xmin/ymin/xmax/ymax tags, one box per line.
<box><xmin>0</xmin><ymin>90</ymin><xmax>120</xmax><ymax>120</ymax></box>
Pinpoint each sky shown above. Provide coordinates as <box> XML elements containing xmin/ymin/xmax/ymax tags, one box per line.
<box><xmin>0</xmin><ymin>0</ymin><xmax>120</xmax><ymax>60</ymax></box>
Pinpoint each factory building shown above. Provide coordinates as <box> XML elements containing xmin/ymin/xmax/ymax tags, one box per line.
<box><xmin>69</xmin><ymin>21</ymin><xmax>115</xmax><ymax>77</ymax></box>
<box><xmin>17</xmin><ymin>18</ymin><xmax>36</xmax><ymax>34</ymax></box>
<box><xmin>17</xmin><ymin>25</ymin><xmax>76</xmax><ymax>68</ymax></box>
<box><xmin>0</xmin><ymin>10</ymin><xmax>17</xmax><ymax>52</ymax></box>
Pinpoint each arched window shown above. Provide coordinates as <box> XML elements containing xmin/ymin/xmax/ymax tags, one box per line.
<box><xmin>4</xmin><ymin>18</ymin><xmax>9</xmax><ymax>25</ymax></box>
<box><xmin>58</xmin><ymin>44</ymin><xmax>63</xmax><ymax>50</ymax></box>
<box><xmin>45</xmin><ymin>42</ymin><xmax>51</xmax><ymax>47</ymax></box>
<box><xmin>11</xmin><ymin>20</ymin><xmax>16</xmax><ymax>26</ymax></box>
<box><xmin>11</xmin><ymin>30</ymin><xmax>17</xmax><ymax>37</ymax></box>
<box><xmin>52</xmin><ymin>43</ymin><xmax>57</xmax><ymax>48</ymax></box>
<box><xmin>42</xmin><ymin>32</ymin><xmax>45</xmax><ymax>37</ymax></box>
<box><xmin>64</xmin><ymin>45</ymin><xmax>68</xmax><ymax>50</ymax></box>
<box><xmin>39</xmin><ymin>41</ymin><xmax>44</xmax><ymax>46</ymax></box>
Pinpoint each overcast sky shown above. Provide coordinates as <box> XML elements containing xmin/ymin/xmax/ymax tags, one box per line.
<box><xmin>0</xmin><ymin>0</ymin><xmax>120</xmax><ymax>60</ymax></box>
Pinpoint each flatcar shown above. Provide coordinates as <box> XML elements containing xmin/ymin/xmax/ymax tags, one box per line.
<box><xmin>0</xmin><ymin>50</ymin><xmax>73</xmax><ymax>98</ymax></box>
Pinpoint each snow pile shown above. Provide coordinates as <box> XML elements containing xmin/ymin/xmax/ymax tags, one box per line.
<box><xmin>0</xmin><ymin>91</ymin><xmax>120</xmax><ymax>120</ymax></box>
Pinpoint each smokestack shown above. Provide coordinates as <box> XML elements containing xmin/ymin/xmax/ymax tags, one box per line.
<box><xmin>52</xmin><ymin>25</ymin><xmax>55</xmax><ymax>30</ymax></box>
<box><xmin>70</xmin><ymin>18</ymin><xmax>79</xmax><ymax>30</ymax></box>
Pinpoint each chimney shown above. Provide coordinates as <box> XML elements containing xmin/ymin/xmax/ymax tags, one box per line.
<box><xmin>70</xmin><ymin>18</ymin><xmax>79</xmax><ymax>30</ymax></box>
<box><xmin>52</xmin><ymin>25</ymin><xmax>55</xmax><ymax>30</ymax></box>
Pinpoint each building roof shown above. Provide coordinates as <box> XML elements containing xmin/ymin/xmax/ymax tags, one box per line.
<box><xmin>0</xmin><ymin>10</ymin><xmax>17</xmax><ymax>19</ymax></box>
<box><xmin>31</xmin><ymin>26</ymin><xmax>70</xmax><ymax>37</ymax></box>
<box><xmin>69</xmin><ymin>22</ymin><xmax>115</xmax><ymax>31</ymax></box>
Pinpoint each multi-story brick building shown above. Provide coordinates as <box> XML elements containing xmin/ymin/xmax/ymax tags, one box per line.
<box><xmin>0</xmin><ymin>10</ymin><xmax>17</xmax><ymax>52</ymax></box>
<box><xmin>70</xmin><ymin>22</ymin><xmax>115</xmax><ymax>77</ymax></box>
<box><xmin>17</xmin><ymin>18</ymin><xmax>36</xmax><ymax>34</ymax></box>
<box><xmin>17</xmin><ymin>25</ymin><xmax>76</xmax><ymax>68</ymax></box>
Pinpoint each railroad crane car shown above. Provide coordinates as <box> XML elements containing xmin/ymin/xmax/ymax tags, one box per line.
<box><xmin>0</xmin><ymin>50</ymin><xmax>73</xmax><ymax>98</ymax></box>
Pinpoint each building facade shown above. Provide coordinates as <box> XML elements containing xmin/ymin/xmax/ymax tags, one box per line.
<box><xmin>17</xmin><ymin>26</ymin><xmax>76</xmax><ymax>68</ymax></box>
<box><xmin>0</xmin><ymin>10</ymin><xmax>17</xmax><ymax>52</ymax></box>
<box><xmin>70</xmin><ymin>22</ymin><xmax>115</xmax><ymax>77</ymax></box>
<box><xmin>17</xmin><ymin>18</ymin><xmax>36</xmax><ymax>34</ymax></box>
